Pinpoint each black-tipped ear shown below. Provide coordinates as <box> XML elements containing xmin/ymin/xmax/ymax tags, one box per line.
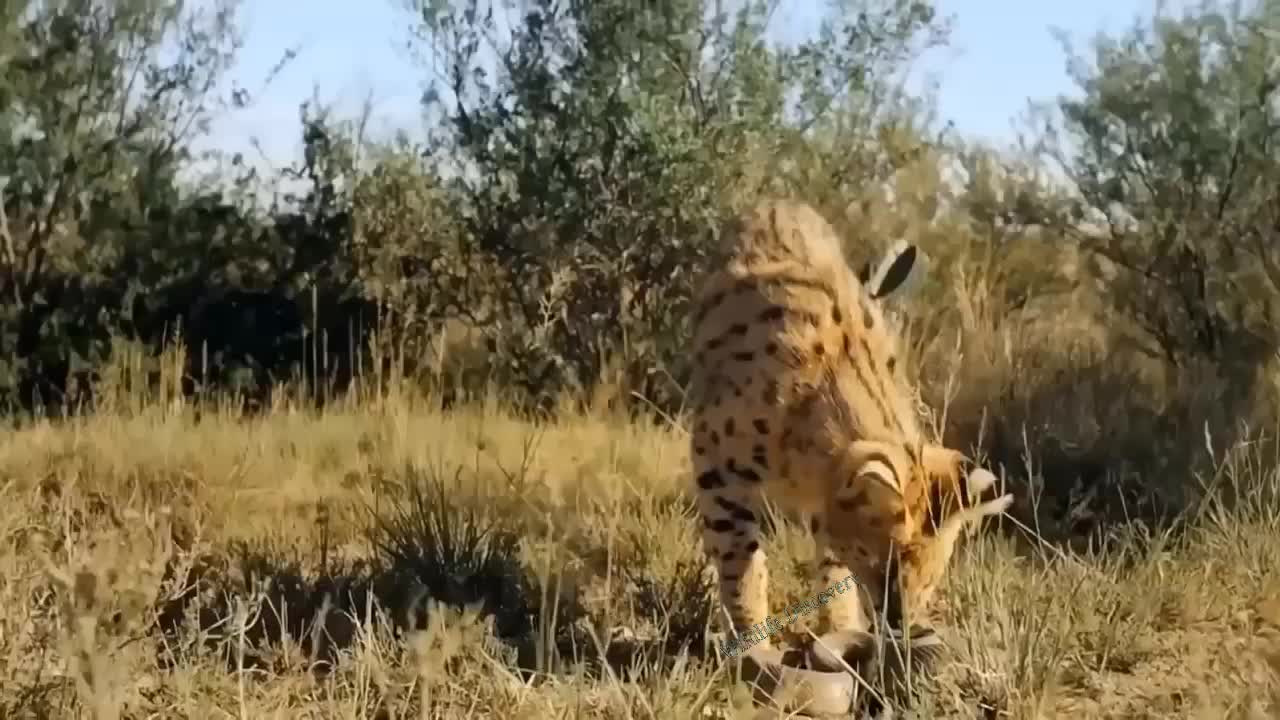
<box><xmin>869</xmin><ymin>242</ymin><xmax>918</xmax><ymax>299</ymax></box>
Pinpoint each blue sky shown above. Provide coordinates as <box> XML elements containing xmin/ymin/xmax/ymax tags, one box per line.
<box><xmin>199</xmin><ymin>0</ymin><xmax>1177</xmax><ymax>173</ymax></box>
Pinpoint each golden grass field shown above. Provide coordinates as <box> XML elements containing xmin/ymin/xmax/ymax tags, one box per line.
<box><xmin>3</xmin><ymin>242</ymin><xmax>1280</xmax><ymax>718</ymax></box>
<box><xmin>2</xmin><ymin>373</ymin><xmax>1278</xmax><ymax>719</ymax></box>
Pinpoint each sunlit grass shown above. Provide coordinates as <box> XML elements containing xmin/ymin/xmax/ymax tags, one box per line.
<box><xmin>1</xmin><ymin>370</ymin><xmax>1276</xmax><ymax>718</ymax></box>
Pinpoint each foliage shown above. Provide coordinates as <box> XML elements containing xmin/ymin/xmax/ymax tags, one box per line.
<box><xmin>0</xmin><ymin>0</ymin><xmax>246</xmax><ymax>408</ymax></box>
<box><xmin>403</xmin><ymin>0</ymin><xmax>950</xmax><ymax>409</ymax></box>
<box><xmin>1039</xmin><ymin>0</ymin><xmax>1280</xmax><ymax>370</ymax></box>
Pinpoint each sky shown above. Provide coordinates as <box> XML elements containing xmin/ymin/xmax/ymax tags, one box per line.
<box><xmin>196</xmin><ymin>0</ymin><xmax>1180</xmax><ymax>175</ymax></box>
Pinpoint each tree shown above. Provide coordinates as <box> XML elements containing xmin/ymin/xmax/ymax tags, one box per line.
<box><xmin>1039</xmin><ymin>0</ymin><xmax>1280</xmax><ymax>369</ymax></box>
<box><xmin>402</xmin><ymin>0</ymin><xmax>950</xmax><ymax>410</ymax></box>
<box><xmin>0</xmin><ymin>0</ymin><xmax>246</xmax><ymax>407</ymax></box>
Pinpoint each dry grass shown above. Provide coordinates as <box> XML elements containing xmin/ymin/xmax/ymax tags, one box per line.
<box><xmin>2</xmin><ymin>228</ymin><xmax>1279</xmax><ymax>718</ymax></box>
<box><xmin>1</xmin><ymin>378</ymin><xmax>1277</xmax><ymax>719</ymax></box>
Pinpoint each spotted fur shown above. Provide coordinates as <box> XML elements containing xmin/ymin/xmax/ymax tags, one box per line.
<box><xmin>689</xmin><ymin>198</ymin><xmax>1013</xmax><ymax>652</ymax></box>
